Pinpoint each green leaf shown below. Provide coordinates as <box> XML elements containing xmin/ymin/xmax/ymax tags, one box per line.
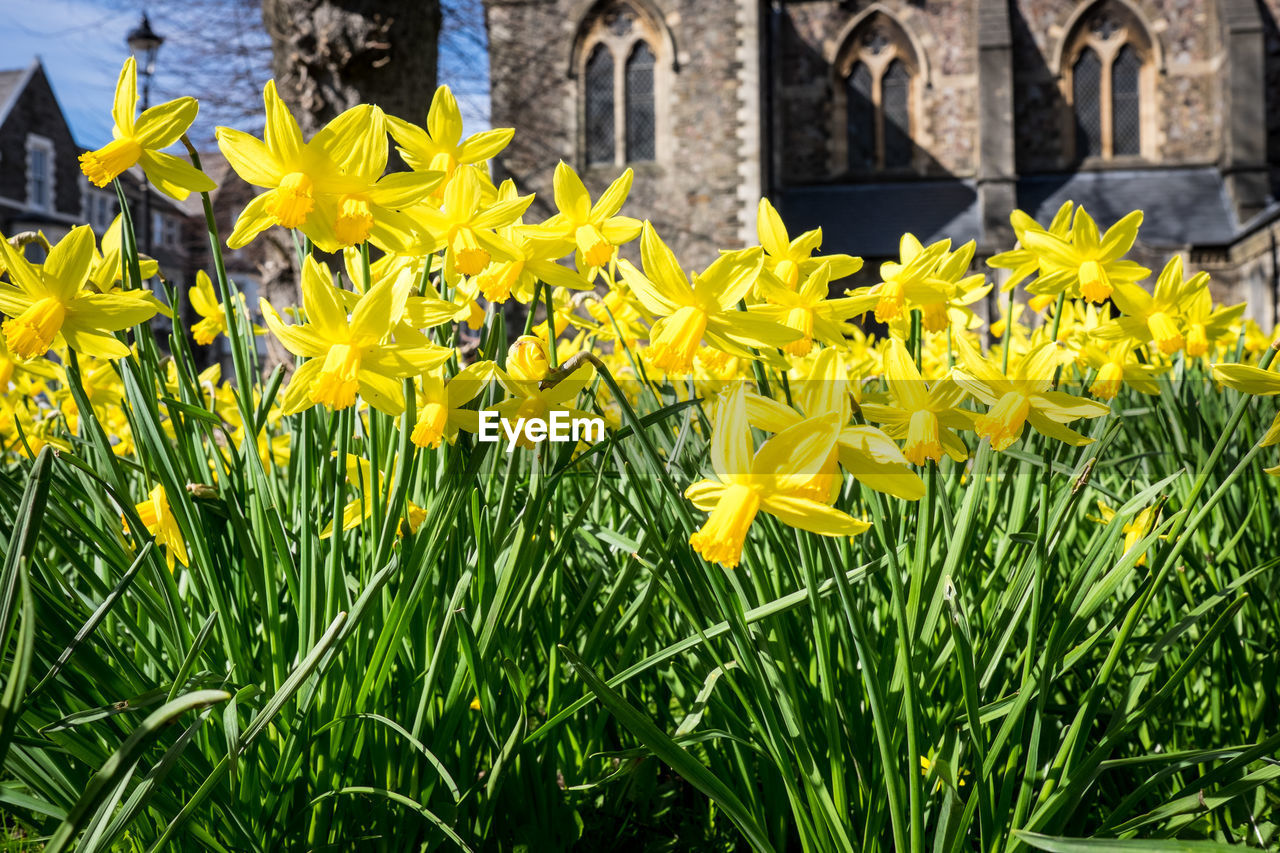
<box><xmin>561</xmin><ymin>644</ymin><xmax>775</xmax><ymax>852</ymax></box>
<box><xmin>1015</xmin><ymin>831</ymin><xmax>1242</xmax><ymax>852</ymax></box>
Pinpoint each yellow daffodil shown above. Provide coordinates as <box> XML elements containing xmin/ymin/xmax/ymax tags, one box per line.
<box><xmin>1213</xmin><ymin>360</ymin><xmax>1280</xmax><ymax>448</ymax></box>
<box><xmin>1078</xmin><ymin>342</ymin><xmax>1164</xmax><ymax>400</ymax></box>
<box><xmin>1089</xmin><ymin>501</ymin><xmax>1160</xmax><ymax>566</ymax></box>
<box><xmin>405</xmin><ymin>165</ymin><xmax>532</xmax><ymax>278</ymax></box>
<box><xmin>218</xmin><ymin>83</ymin><xmax>441</xmax><ymax>252</ymax></box>
<box><xmin>411</xmin><ymin>361</ymin><xmax>496</xmax><ymax>449</ymax></box>
<box><xmin>492</xmin><ymin>336</ymin><xmax>596</xmax><ymax>450</ymax></box>
<box><xmin>746</xmin><ymin>348</ymin><xmax>925</xmax><ymax>499</ymax></box>
<box><xmin>262</xmin><ymin>257</ymin><xmax>451</xmax><ymax>415</ymax></box>
<box><xmin>79</xmin><ymin>58</ymin><xmax>215</xmax><ymax>199</ymax></box>
<box><xmin>986</xmin><ymin>202</ymin><xmax>1074</xmax><ymax>292</ymax></box>
<box><xmin>189</xmin><ymin>271</ymin><xmax>260</xmax><ymax>345</ymax></box>
<box><xmin>520</xmin><ymin>162</ymin><xmax>642</xmax><ymax>272</ymax></box>
<box><xmin>686</xmin><ymin>385</ymin><xmax>870</xmax><ymax>569</ymax></box>
<box><xmin>0</xmin><ymin>225</ymin><xmax>158</xmax><ymax>360</ymax></box>
<box><xmin>953</xmin><ymin>337</ymin><xmax>1110</xmax><ymax>451</ymax></box>
<box><xmin>1020</xmin><ymin>207</ymin><xmax>1148</xmax><ymax>303</ymax></box>
<box><xmin>474</xmin><ymin>180</ymin><xmax>591</xmax><ymax>303</ymax></box>
<box><xmin>127</xmin><ymin>484</ymin><xmax>189</xmax><ymax>570</ymax></box>
<box><xmin>321</xmin><ymin>453</ymin><xmax>428</xmax><ymax>538</ymax></box>
<box><xmin>387</xmin><ymin>85</ymin><xmax>515</xmax><ymax>181</ymax></box>
<box><xmin>750</xmin><ymin>262</ymin><xmax>870</xmax><ymax>356</ymax></box>
<box><xmin>618</xmin><ymin>224</ymin><xmax>797</xmax><ymax>375</ymax></box>
<box><xmin>844</xmin><ymin>234</ymin><xmax>951</xmax><ymax>324</ymax></box>
<box><xmin>860</xmin><ymin>340</ymin><xmax>975</xmax><ymax>465</ymax></box>
<box><xmin>1096</xmin><ymin>257</ymin><xmax>1203</xmax><ymax>356</ymax></box>
<box><xmin>87</xmin><ymin>215</ymin><xmax>159</xmax><ymax>292</ymax></box>
<box><xmin>754</xmin><ymin>197</ymin><xmax>862</xmax><ymax>293</ymax></box>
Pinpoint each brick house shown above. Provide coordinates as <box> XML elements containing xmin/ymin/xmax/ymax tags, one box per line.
<box><xmin>485</xmin><ymin>0</ymin><xmax>1280</xmax><ymax>323</ymax></box>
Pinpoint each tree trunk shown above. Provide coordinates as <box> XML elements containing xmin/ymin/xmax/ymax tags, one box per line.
<box><xmin>255</xmin><ymin>0</ymin><xmax>440</xmax><ymax>370</ymax></box>
<box><xmin>260</xmin><ymin>0</ymin><xmax>441</xmax><ymax>133</ymax></box>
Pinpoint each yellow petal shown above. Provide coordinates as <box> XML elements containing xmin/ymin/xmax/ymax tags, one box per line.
<box><xmin>112</xmin><ymin>58</ymin><xmax>138</xmax><ymax>136</ymax></box>
<box><xmin>760</xmin><ymin>494</ymin><xmax>870</xmax><ymax>537</ymax></box>
<box><xmin>133</xmin><ymin>97</ymin><xmax>199</xmax><ymax>149</ymax></box>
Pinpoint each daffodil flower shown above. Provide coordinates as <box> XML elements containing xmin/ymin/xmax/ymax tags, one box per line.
<box><xmin>987</xmin><ymin>202</ymin><xmax>1074</xmax><ymax>292</ymax></box>
<box><xmin>411</xmin><ymin>361</ymin><xmax>496</xmax><ymax>449</ymax></box>
<box><xmin>617</xmin><ymin>224</ymin><xmax>798</xmax><ymax>375</ymax></box>
<box><xmin>189</xmin><ymin>271</ymin><xmax>261</xmax><ymax>345</ymax></box>
<box><xmin>1178</xmin><ymin>276</ymin><xmax>1245</xmax><ymax>359</ymax></box>
<box><xmin>474</xmin><ymin>180</ymin><xmax>591</xmax><ymax>304</ymax></box>
<box><xmin>521</xmin><ymin>163</ymin><xmax>643</xmax><ymax>273</ymax></box>
<box><xmin>1078</xmin><ymin>342</ymin><xmax>1164</xmax><ymax>400</ymax></box>
<box><xmin>1094</xmin><ymin>257</ymin><xmax>1202</xmax><ymax>356</ymax></box>
<box><xmin>262</xmin><ymin>257</ymin><xmax>451</xmax><ymax>415</ymax></box>
<box><xmin>388</xmin><ymin>85</ymin><xmax>515</xmax><ymax>181</ymax></box>
<box><xmin>1213</xmin><ymin>360</ymin><xmax>1280</xmax><ymax>448</ymax></box>
<box><xmin>321</xmin><ymin>453</ymin><xmax>428</xmax><ymax>538</ymax></box>
<box><xmin>860</xmin><ymin>339</ymin><xmax>975</xmax><ymax>465</ymax></box>
<box><xmin>0</xmin><ymin>225</ymin><xmax>158</xmax><ymax>360</ymax></box>
<box><xmin>686</xmin><ymin>385</ymin><xmax>870</xmax><ymax>569</ymax></box>
<box><xmin>746</xmin><ymin>348</ymin><xmax>925</xmax><ymax>500</ymax></box>
<box><xmin>405</xmin><ymin>165</ymin><xmax>532</xmax><ymax>279</ymax></box>
<box><xmin>750</xmin><ymin>262</ymin><xmax>870</xmax><ymax>357</ymax></box>
<box><xmin>126</xmin><ymin>484</ymin><xmax>189</xmax><ymax>570</ymax></box>
<box><xmin>952</xmin><ymin>336</ymin><xmax>1110</xmax><ymax>451</ymax></box>
<box><xmin>492</xmin><ymin>336</ymin><xmax>595</xmax><ymax>450</ymax></box>
<box><xmin>218</xmin><ymin>83</ymin><xmax>441</xmax><ymax>252</ymax></box>
<box><xmin>1089</xmin><ymin>500</ymin><xmax>1160</xmax><ymax>566</ymax></box>
<box><xmin>87</xmin><ymin>215</ymin><xmax>159</xmax><ymax>292</ymax></box>
<box><xmin>1020</xmin><ymin>207</ymin><xmax>1148</xmax><ymax>303</ymax></box>
<box><xmin>844</xmin><ymin>234</ymin><xmax>951</xmax><ymax>324</ymax></box>
<box><xmin>79</xmin><ymin>58</ymin><xmax>215</xmax><ymax>199</ymax></box>
<box><xmin>755</xmin><ymin>198</ymin><xmax>862</xmax><ymax>292</ymax></box>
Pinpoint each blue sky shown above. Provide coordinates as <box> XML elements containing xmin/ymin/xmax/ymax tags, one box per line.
<box><xmin>4</xmin><ymin>0</ymin><xmax>491</xmax><ymax>150</ymax></box>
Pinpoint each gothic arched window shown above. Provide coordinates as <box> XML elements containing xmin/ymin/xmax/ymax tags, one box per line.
<box><xmin>585</xmin><ymin>45</ymin><xmax>615</xmax><ymax>166</ymax></box>
<box><xmin>833</xmin><ymin>13</ymin><xmax>920</xmax><ymax>175</ymax></box>
<box><xmin>1063</xmin><ymin>2</ymin><xmax>1155</xmax><ymax>161</ymax></box>
<box><xmin>575</xmin><ymin>2</ymin><xmax>664</xmax><ymax>168</ymax></box>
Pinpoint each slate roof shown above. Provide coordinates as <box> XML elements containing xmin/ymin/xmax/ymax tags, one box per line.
<box><xmin>775</xmin><ymin>167</ymin><xmax>1249</xmax><ymax>258</ymax></box>
<box><xmin>776</xmin><ymin>179</ymin><xmax>981</xmax><ymax>258</ymax></box>
<box><xmin>0</xmin><ymin>65</ymin><xmax>35</xmax><ymax>129</ymax></box>
<box><xmin>1017</xmin><ymin>167</ymin><xmax>1241</xmax><ymax>248</ymax></box>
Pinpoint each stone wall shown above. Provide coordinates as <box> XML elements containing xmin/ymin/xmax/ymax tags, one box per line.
<box><xmin>1012</xmin><ymin>0</ymin><xmax>1224</xmax><ymax>172</ymax></box>
<box><xmin>775</xmin><ymin>0</ymin><xmax>980</xmax><ymax>183</ymax></box>
<box><xmin>486</xmin><ymin>0</ymin><xmax>751</xmax><ymax>268</ymax></box>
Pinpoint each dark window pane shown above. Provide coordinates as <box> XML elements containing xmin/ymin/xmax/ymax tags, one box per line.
<box><xmin>882</xmin><ymin>60</ymin><xmax>912</xmax><ymax>169</ymax></box>
<box><xmin>1112</xmin><ymin>44</ymin><xmax>1141</xmax><ymax>156</ymax></box>
<box><xmin>585</xmin><ymin>44</ymin><xmax>614</xmax><ymax>165</ymax></box>
<box><xmin>1073</xmin><ymin>48</ymin><xmax>1102</xmax><ymax>159</ymax></box>
<box><xmin>845</xmin><ymin>62</ymin><xmax>874</xmax><ymax>172</ymax></box>
<box><xmin>625</xmin><ymin>42</ymin><xmax>656</xmax><ymax>161</ymax></box>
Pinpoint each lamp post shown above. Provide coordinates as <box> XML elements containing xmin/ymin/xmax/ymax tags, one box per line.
<box><xmin>126</xmin><ymin>13</ymin><xmax>163</xmax><ymax>257</ymax></box>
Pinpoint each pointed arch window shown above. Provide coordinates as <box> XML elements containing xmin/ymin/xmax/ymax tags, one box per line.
<box><xmin>1063</xmin><ymin>2</ymin><xmax>1155</xmax><ymax>162</ymax></box>
<box><xmin>576</xmin><ymin>2</ymin><xmax>664</xmax><ymax>168</ymax></box>
<box><xmin>834</xmin><ymin>15</ymin><xmax>920</xmax><ymax>175</ymax></box>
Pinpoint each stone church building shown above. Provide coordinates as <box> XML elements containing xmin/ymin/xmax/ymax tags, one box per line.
<box><xmin>485</xmin><ymin>0</ymin><xmax>1280</xmax><ymax>322</ymax></box>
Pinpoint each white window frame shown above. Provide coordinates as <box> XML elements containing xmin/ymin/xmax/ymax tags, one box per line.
<box><xmin>26</xmin><ymin>134</ymin><xmax>55</xmax><ymax>212</ymax></box>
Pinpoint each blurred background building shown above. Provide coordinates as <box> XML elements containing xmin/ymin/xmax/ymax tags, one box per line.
<box><xmin>486</xmin><ymin>0</ymin><xmax>1280</xmax><ymax>322</ymax></box>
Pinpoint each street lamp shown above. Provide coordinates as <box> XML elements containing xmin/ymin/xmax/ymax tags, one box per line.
<box><xmin>126</xmin><ymin>13</ymin><xmax>163</xmax><ymax>256</ymax></box>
